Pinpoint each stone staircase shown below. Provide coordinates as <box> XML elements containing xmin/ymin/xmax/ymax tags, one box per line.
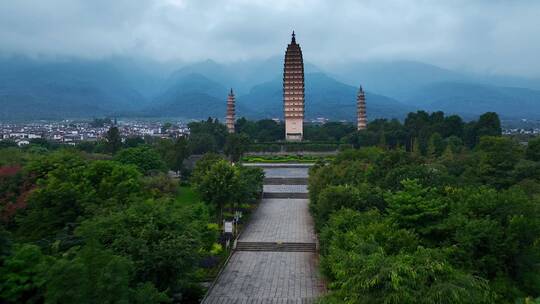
<box><xmin>201</xmin><ymin>163</ymin><xmax>325</xmax><ymax>303</ymax></box>
<box><xmin>263</xmin><ymin>192</ymin><xmax>309</xmax><ymax>199</ymax></box>
<box><xmin>264</xmin><ymin>177</ymin><xmax>309</xmax><ymax>184</ymax></box>
<box><xmin>236</xmin><ymin>241</ymin><xmax>317</xmax><ymax>252</ymax></box>
<box><xmin>203</xmin><ymin>297</ymin><xmax>320</xmax><ymax>304</ymax></box>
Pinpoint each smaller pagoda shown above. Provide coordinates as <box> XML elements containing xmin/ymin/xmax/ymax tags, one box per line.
<box><xmin>357</xmin><ymin>86</ymin><xmax>367</xmax><ymax>131</ymax></box>
<box><xmin>226</xmin><ymin>89</ymin><xmax>235</xmax><ymax>133</ymax></box>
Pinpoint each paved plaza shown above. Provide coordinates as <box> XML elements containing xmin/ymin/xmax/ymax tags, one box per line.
<box><xmin>262</xmin><ymin>167</ymin><xmax>312</xmax><ymax>178</ymax></box>
<box><xmin>263</xmin><ymin>185</ymin><xmax>308</xmax><ymax>194</ymax></box>
<box><xmin>203</xmin><ymin>251</ymin><xmax>323</xmax><ymax>303</ymax></box>
<box><xmin>203</xmin><ymin>165</ymin><xmax>325</xmax><ymax>303</ymax></box>
<box><xmin>239</xmin><ymin>198</ymin><xmax>316</xmax><ymax>243</ymax></box>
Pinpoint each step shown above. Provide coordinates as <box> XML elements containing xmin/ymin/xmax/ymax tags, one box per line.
<box><xmin>263</xmin><ymin>184</ymin><xmax>308</xmax><ymax>193</ymax></box>
<box><xmin>204</xmin><ymin>296</ymin><xmax>320</xmax><ymax>304</ymax></box>
<box><xmin>242</xmin><ymin>163</ymin><xmax>315</xmax><ymax>168</ymax></box>
<box><xmin>263</xmin><ymin>192</ymin><xmax>309</xmax><ymax>199</ymax></box>
<box><xmin>264</xmin><ymin>177</ymin><xmax>308</xmax><ymax>185</ymax></box>
<box><xmin>236</xmin><ymin>241</ymin><xmax>317</xmax><ymax>252</ymax></box>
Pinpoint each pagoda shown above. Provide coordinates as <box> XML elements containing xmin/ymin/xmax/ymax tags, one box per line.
<box><xmin>226</xmin><ymin>89</ymin><xmax>235</xmax><ymax>133</ymax></box>
<box><xmin>283</xmin><ymin>31</ymin><xmax>305</xmax><ymax>141</ymax></box>
<box><xmin>357</xmin><ymin>86</ymin><xmax>367</xmax><ymax>130</ymax></box>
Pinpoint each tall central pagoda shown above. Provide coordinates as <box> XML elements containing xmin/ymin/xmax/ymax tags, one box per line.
<box><xmin>283</xmin><ymin>31</ymin><xmax>305</xmax><ymax>141</ymax></box>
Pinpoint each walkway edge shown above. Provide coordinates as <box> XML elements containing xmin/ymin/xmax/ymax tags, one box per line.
<box><xmin>200</xmin><ymin>191</ymin><xmax>264</xmax><ymax>303</ymax></box>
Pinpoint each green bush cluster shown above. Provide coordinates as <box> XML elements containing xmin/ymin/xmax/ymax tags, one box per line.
<box><xmin>0</xmin><ymin>149</ymin><xmax>219</xmax><ymax>303</ymax></box>
<box><xmin>191</xmin><ymin>154</ymin><xmax>264</xmax><ymax>221</ymax></box>
<box><xmin>310</xmin><ymin>136</ymin><xmax>540</xmax><ymax>304</ymax></box>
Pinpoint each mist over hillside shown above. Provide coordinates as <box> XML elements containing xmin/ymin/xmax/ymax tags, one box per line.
<box><xmin>1</xmin><ymin>55</ymin><xmax>540</xmax><ymax>121</ymax></box>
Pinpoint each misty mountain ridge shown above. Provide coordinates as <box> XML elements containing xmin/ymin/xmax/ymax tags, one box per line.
<box><xmin>1</xmin><ymin>55</ymin><xmax>540</xmax><ymax>121</ymax></box>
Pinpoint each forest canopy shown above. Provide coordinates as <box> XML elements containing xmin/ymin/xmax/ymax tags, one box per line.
<box><xmin>309</xmin><ymin>131</ymin><xmax>540</xmax><ymax>303</ymax></box>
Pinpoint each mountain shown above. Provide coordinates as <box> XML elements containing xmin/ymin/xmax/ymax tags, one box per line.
<box><xmin>406</xmin><ymin>82</ymin><xmax>540</xmax><ymax>119</ymax></box>
<box><xmin>2</xmin><ymin>56</ymin><xmax>540</xmax><ymax>121</ymax></box>
<box><xmin>146</xmin><ymin>73</ymin><xmax>254</xmax><ymax>119</ymax></box>
<box><xmin>331</xmin><ymin>61</ymin><xmax>464</xmax><ymax>102</ymax></box>
<box><xmin>237</xmin><ymin>73</ymin><xmax>413</xmax><ymax>120</ymax></box>
<box><xmin>0</xmin><ymin>57</ymin><xmax>152</xmax><ymax>120</ymax></box>
<box><xmin>330</xmin><ymin>60</ymin><xmax>540</xmax><ymax>119</ymax></box>
<box><xmin>145</xmin><ymin>73</ymin><xmax>227</xmax><ymax>119</ymax></box>
<box><xmin>166</xmin><ymin>57</ymin><xmax>323</xmax><ymax>95</ymax></box>
<box><xmin>332</xmin><ymin>60</ymin><xmax>540</xmax><ymax>103</ymax></box>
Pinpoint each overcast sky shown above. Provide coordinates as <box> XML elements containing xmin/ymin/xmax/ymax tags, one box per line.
<box><xmin>1</xmin><ymin>0</ymin><xmax>539</xmax><ymax>77</ymax></box>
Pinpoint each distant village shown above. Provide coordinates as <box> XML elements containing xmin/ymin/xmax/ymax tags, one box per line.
<box><xmin>0</xmin><ymin>119</ymin><xmax>190</xmax><ymax>147</ymax></box>
<box><xmin>1</xmin><ymin>117</ymin><xmax>539</xmax><ymax>147</ymax></box>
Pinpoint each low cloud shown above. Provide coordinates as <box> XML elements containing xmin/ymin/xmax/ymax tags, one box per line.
<box><xmin>0</xmin><ymin>0</ymin><xmax>539</xmax><ymax>77</ymax></box>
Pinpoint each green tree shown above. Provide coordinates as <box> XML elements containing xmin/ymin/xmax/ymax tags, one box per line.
<box><xmin>190</xmin><ymin>153</ymin><xmax>224</xmax><ymax>186</ymax></box>
<box><xmin>313</xmin><ymin>185</ymin><xmax>360</xmax><ymax>228</ymax></box>
<box><xmin>152</xmin><ymin>138</ymin><xmax>190</xmax><ymax>174</ymax></box>
<box><xmin>124</xmin><ymin>136</ymin><xmax>145</xmax><ymax>148</ymax></box>
<box><xmin>427</xmin><ymin>132</ymin><xmax>445</xmax><ymax>157</ymax></box>
<box><xmin>188</xmin><ymin>133</ymin><xmax>217</xmax><ymax>154</ymax></box>
<box><xmin>319</xmin><ymin>209</ymin><xmax>492</xmax><ymax>304</ymax></box>
<box><xmin>475</xmin><ymin>136</ymin><xmax>522</xmax><ymax>188</ymax></box>
<box><xmin>45</xmin><ymin>243</ymin><xmax>130</xmax><ymax>303</ymax></box>
<box><xmin>445</xmin><ymin>135</ymin><xmax>464</xmax><ymax>154</ymax></box>
<box><xmin>171</xmin><ymin>137</ymin><xmax>190</xmax><ymax>173</ymax></box>
<box><xmin>76</xmin><ymin>199</ymin><xmax>214</xmax><ymax>296</ymax></box>
<box><xmin>386</xmin><ymin>179</ymin><xmax>448</xmax><ymax>243</ymax></box>
<box><xmin>476</xmin><ymin>112</ymin><xmax>502</xmax><ymax>138</ymax></box>
<box><xmin>105</xmin><ymin>127</ymin><xmax>122</xmax><ymax>154</ymax></box>
<box><xmin>193</xmin><ymin>160</ymin><xmax>239</xmax><ymax>221</ymax></box>
<box><xmin>526</xmin><ymin>137</ymin><xmax>540</xmax><ymax>162</ymax></box>
<box><xmin>254</xmin><ymin>119</ymin><xmax>284</xmax><ymax>142</ymax></box>
<box><xmin>321</xmin><ymin>247</ymin><xmax>493</xmax><ymax>304</ymax></box>
<box><xmin>188</xmin><ymin>118</ymin><xmax>228</xmax><ymax>149</ymax></box>
<box><xmin>442</xmin><ymin>115</ymin><xmax>465</xmax><ymax>138</ymax></box>
<box><xmin>16</xmin><ymin>159</ymin><xmax>142</xmax><ymax>244</ymax></box>
<box><xmin>43</xmin><ymin>242</ymin><xmax>168</xmax><ymax>304</ymax></box>
<box><xmin>0</xmin><ymin>140</ymin><xmax>18</xmax><ymax>149</ymax></box>
<box><xmin>0</xmin><ymin>244</ymin><xmax>49</xmax><ymax>303</ymax></box>
<box><xmin>442</xmin><ymin>187</ymin><xmax>540</xmax><ymax>298</ymax></box>
<box><xmin>114</xmin><ymin>146</ymin><xmax>167</xmax><ymax>175</ymax></box>
<box><xmin>224</xmin><ymin>133</ymin><xmax>250</xmax><ymax>162</ymax></box>
<box><xmin>235</xmin><ymin>166</ymin><xmax>264</xmax><ymax>205</ymax></box>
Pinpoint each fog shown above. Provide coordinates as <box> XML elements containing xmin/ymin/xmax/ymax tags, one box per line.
<box><xmin>1</xmin><ymin>0</ymin><xmax>539</xmax><ymax>77</ymax></box>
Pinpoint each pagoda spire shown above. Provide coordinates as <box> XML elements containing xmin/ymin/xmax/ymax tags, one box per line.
<box><xmin>283</xmin><ymin>31</ymin><xmax>304</xmax><ymax>141</ymax></box>
<box><xmin>226</xmin><ymin>89</ymin><xmax>236</xmax><ymax>134</ymax></box>
<box><xmin>357</xmin><ymin>85</ymin><xmax>367</xmax><ymax>131</ymax></box>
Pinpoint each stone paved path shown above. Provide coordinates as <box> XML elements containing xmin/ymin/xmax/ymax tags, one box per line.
<box><xmin>263</xmin><ymin>185</ymin><xmax>309</xmax><ymax>194</ymax></box>
<box><xmin>203</xmin><ymin>165</ymin><xmax>325</xmax><ymax>303</ymax></box>
<box><xmin>238</xmin><ymin>198</ymin><xmax>316</xmax><ymax>243</ymax></box>
<box><xmin>263</xmin><ymin>167</ymin><xmax>312</xmax><ymax>178</ymax></box>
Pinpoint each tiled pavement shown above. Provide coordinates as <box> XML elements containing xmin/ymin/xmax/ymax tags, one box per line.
<box><xmin>263</xmin><ymin>168</ymin><xmax>311</xmax><ymax>179</ymax></box>
<box><xmin>239</xmin><ymin>198</ymin><xmax>316</xmax><ymax>243</ymax></box>
<box><xmin>202</xmin><ymin>165</ymin><xmax>325</xmax><ymax>303</ymax></box>
<box><xmin>263</xmin><ymin>185</ymin><xmax>308</xmax><ymax>194</ymax></box>
<box><xmin>203</xmin><ymin>252</ymin><xmax>323</xmax><ymax>302</ymax></box>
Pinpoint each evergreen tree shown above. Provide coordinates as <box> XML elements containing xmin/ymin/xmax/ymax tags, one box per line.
<box><xmin>427</xmin><ymin>132</ymin><xmax>445</xmax><ymax>158</ymax></box>
<box><xmin>105</xmin><ymin>127</ymin><xmax>122</xmax><ymax>155</ymax></box>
